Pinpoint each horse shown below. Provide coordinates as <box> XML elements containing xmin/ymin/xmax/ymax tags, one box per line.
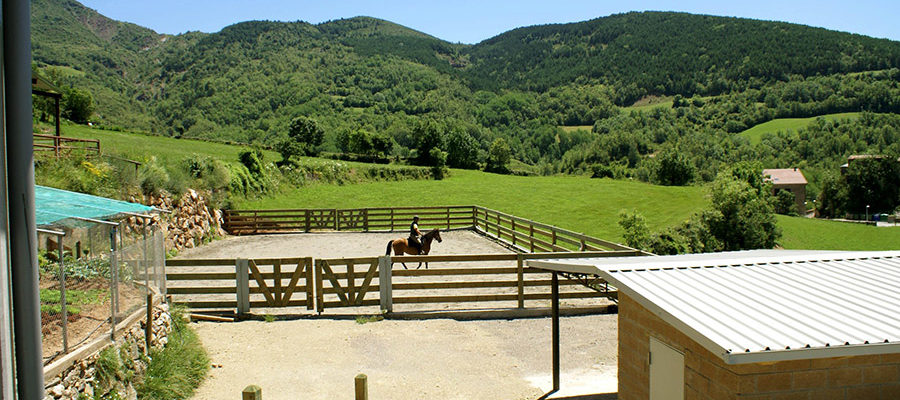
<box><xmin>385</xmin><ymin>228</ymin><xmax>442</xmax><ymax>269</ymax></box>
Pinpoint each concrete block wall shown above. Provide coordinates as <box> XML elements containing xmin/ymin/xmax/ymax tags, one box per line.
<box><xmin>618</xmin><ymin>293</ymin><xmax>900</xmax><ymax>400</ymax></box>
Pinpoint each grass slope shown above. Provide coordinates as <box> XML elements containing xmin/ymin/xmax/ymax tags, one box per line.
<box><xmin>777</xmin><ymin>216</ymin><xmax>900</xmax><ymax>250</ymax></box>
<box><xmin>738</xmin><ymin>112</ymin><xmax>861</xmax><ymax>144</ymax></box>
<box><xmin>239</xmin><ymin>169</ymin><xmax>900</xmax><ymax>251</ymax></box>
<box><xmin>239</xmin><ymin>170</ymin><xmax>707</xmax><ymax>242</ymax></box>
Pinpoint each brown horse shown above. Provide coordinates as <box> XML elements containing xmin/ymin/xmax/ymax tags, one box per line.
<box><xmin>385</xmin><ymin>228</ymin><xmax>442</xmax><ymax>269</ymax></box>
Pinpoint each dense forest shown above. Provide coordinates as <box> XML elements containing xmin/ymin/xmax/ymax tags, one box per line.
<box><xmin>30</xmin><ymin>0</ymin><xmax>900</xmax><ymax>209</ymax></box>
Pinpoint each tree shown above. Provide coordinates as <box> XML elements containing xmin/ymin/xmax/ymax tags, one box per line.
<box><xmin>773</xmin><ymin>190</ymin><xmax>799</xmax><ymax>216</ymax></box>
<box><xmin>816</xmin><ymin>171</ymin><xmax>847</xmax><ymax>218</ymax></box>
<box><xmin>485</xmin><ymin>138</ymin><xmax>511</xmax><ymax>173</ymax></box>
<box><xmin>843</xmin><ymin>158</ymin><xmax>900</xmax><ymax>214</ymax></box>
<box><xmin>444</xmin><ymin>128</ymin><xmax>479</xmax><ymax>169</ymax></box>
<box><xmin>655</xmin><ymin>149</ymin><xmax>694</xmax><ymax>186</ymax></box>
<box><xmin>278</xmin><ymin>116</ymin><xmax>324</xmax><ymax>162</ymax></box>
<box><xmin>618</xmin><ymin>210</ymin><xmax>649</xmax><ymax>249</ymax></box>
<box><xmin>701</xmin><ymin>173</ymin><xmax>781</xmax><ymax>251</ymax></box>
<box><xmin>62</xmin><ymin>87</ymin><xmax>94</xmax><ymax>124</ymax></box>
<box><xmin>429</xmin><ymin>147</ymin><xmax>448</xmax><ymax>180</ymax></box>
<box><xmin>413</xmin><ymin>119</ymin><xmax>445</xmax><ymax>166</ymax></box>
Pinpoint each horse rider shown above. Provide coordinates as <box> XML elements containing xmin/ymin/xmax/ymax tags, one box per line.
<box><xmin>408</xmin><ymin>215</ymin><xmax>423</xmax><ymax>254</ymax></box>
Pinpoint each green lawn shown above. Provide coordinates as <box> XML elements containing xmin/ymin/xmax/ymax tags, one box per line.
<box><xmin>239</xmin><ymin>169</ymin><xmax>706</xmax><ymax>242</ymax></box>
<box><xmin>240</xmin><ymin>169</ymin><xmax>899</xmax><ymax>251</ymax></box>
<box><xmin>737</xmin><ymin>112</ymin><xmax>861</xmax><ymax>144</ymax></box>
<box><xmin>53</xmin><ymin>123</ymin><xmax>412</xmax><ymax>171</ymax></box>
<box><xmin>55</xmin><ymin>123</ymin><xmax>278</xmax><ymax>166</ymax></box>
<box><xmin>624</xmin><ymin>96</ymin><xmax>674</xmax><ymax>112</ymax></box>
<box><xmin>777</xmin><ymin>215</ymin><xmax>900</xmax><ymax>250</ymax></box>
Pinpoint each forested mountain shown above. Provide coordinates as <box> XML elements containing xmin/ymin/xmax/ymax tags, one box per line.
<box><xmin>30</xmin><ymin>0</ymin><xmax>900</xmax><ymax>196</ymax></box>
<box><xmin>465</xmin><ymin>12</ymin><xmax>900</xmax><ymax>99</ymax></box>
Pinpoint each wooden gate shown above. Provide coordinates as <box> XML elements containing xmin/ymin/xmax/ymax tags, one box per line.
<box><xmin>245</xmin><ymin>258</ymin><xmax>314</xmax><ymax>309</ymax></box>
<box><xmin>166</xmin><ymin>257</ymin><xmax>314</xmax><ymax>311</ymax></box>
<box><xmin>315</xmin><ymin>258</ymin><xmax>381</xmax><ymax>312</ymax></box>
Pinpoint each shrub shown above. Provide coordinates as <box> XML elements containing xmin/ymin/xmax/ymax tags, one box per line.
<box><xmin>136</xmin><ymin>306</ymin><xmax>209</xmax><ymax>399</ymax></box>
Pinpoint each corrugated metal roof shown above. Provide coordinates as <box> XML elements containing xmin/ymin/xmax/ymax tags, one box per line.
<box><xmin>528</xmin><ymin>250</ymin><xmax>900</xmax><ymax>364</ymax></box>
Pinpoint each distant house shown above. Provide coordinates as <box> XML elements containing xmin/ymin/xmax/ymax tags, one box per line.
<box><xmin>762</xmin><ymin>168</ymin><xmax>807</xmax><ymax>213</ymax></box>
<box><xmin>841</xmin><ymin>154</ymin><xmax>900</xmax><ymax>174</ymax></box>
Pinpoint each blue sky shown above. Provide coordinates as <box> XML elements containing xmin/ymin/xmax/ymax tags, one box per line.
<box><xmin>79</xmin><ymin>0</ymin><xmax>900</xmax><ymax>44</ymax></box>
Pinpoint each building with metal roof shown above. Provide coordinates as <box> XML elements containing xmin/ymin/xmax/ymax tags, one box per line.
<box><xmin>763</xmin><ymin>168</ymin><xmax>808</xmax><ymax>213</ymax></box>
<box><xmin>528</xmin><ymin>250</ymin><xmax>900</xmax><ymax>399</ymax></box>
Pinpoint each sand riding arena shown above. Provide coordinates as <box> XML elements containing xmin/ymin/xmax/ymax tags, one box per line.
<box><xmin>171</xmin><ymin>206</ymin><xmax>642</xmax><ymax>399</ymax></box>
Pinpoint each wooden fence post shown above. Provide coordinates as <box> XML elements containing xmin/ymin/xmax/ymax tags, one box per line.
<box><xmin>355</xmin><ymin>374</ymin><xmax>368</xmax><ymax>400</ymax></box>
<box><xmin>529</xmin><ymin>224</ymin><xmax>535</xmax><ymax>253</ymax></box>
<box><xmin>236</xmin><ymin>258</ymin><xmax>250</xmax><ymax>314</ymax></box>
<box><xmin>305</xmin><ymin>258</ymin><xmax>314</xmax><ymax>310</ymax></box>
<box><xmin>446</xmin><ymin>207</ymin><xmax>451</xmax><ymax>229</ymax></box>
<box><xmin>364</xmin><ymin>209</ymin><xmax>369</xmax><ymax>232</ymax></box>
<box><xmin>315</xmin><ymin>260</ymin><xmax>325</xmax><ymax>313</ymax></box>
<box><xmin>516</xmin><ymin>254</ymin><xmax>525</xmax><ymax>309</ymax></box>
<box><xmin>242</xmin><ymin>385</ymin><xmax>262</xmax><ymax>400</ymax></box>
<box><xmin>511</xmin><ymin>219</ymin><xmax>516</xmax><ymax>246</ymax></box>
<box><xmin>378</xmin><ymin>256</ymin><xmax>393</xmax><ymax>313</ymax></box>
<box><xmin>305</xmin><ymin>209</ymin><xmax>310</xmax><ymax>232</ymax></box>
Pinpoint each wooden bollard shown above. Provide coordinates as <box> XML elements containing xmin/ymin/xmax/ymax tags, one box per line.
<box><xmin>242</xmin><ymin>385</ymin><xmax>262</xmax><ymax>400</ymax></box>
<box><xmin>355</xmin><ymin>374</ymin><xmax>368</xmax><ymax>400</ymax></box>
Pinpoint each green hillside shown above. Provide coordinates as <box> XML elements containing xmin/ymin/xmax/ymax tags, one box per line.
<box><xmin>464</xmin><ymin>12</ymin><xmax>900</xmax><ymax>98</ymax></box>
<box><xmin>738</xmin><ymin>112</ymin><xmax>862</xmax><ymax>144</ymax></box>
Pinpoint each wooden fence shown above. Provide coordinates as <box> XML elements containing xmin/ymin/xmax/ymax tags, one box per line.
<box><xmin>33</xmin><ymin>134</ymin><xmax>100</xmax><ymax>158</ymax></box>
<box><xmin>472</xmin><ymin>206</ymin><xmax>634</xmax><ymax>252</ymax></box>
<box><xmin>166</xmin><ymin>251</ymin><xmax>642</xmax><ymax>313</ymax></box>
<box><xmin>166</xmin><ymin>257</ymin><xmax>313</xmax><ymax>311</ymax></box>
<box><xmin>224</xmin><ymin>206</ymin><xmax>475</xmax><ymax>234</ymax></box>
<box><xmin>224</xmin><ymin>206</ymin><xmax>637</xmax><ymax>253</ymax></box>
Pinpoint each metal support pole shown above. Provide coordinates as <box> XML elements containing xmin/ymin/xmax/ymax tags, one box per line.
<box><xmin>5</xmin><ymin>0</ymin><xmax>45</xmax><ymax>396</ymax></box>
<box><xmin>109</xmin><ymin>226</ymin><xmax>118</xmax><ymax>340</ymax></box>
<box><xmin>551</xmin><ymin>272</ymin><xmax>560</xmax><ymax>392</ymax></box>
<box><xmin>143</xmin><ymin>219</ymin><xmax>149</xmax><ymax>291</ymax></box>
<box><xmin>58</xmin><ymin>233</ymin><xmax>68</xmax><ymax>353</ymax></box>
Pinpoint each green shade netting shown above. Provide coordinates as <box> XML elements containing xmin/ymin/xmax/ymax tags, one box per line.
<box><xmin>35</xmin><ymin>185</ymin><xmax>153</xmax><ymax>227</ymax></box>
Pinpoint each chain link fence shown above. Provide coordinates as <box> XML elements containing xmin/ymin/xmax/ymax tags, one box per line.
<box><xmin>39</xmin><ymin>223</ymin><xmax>166</xmax><ymax>365</ymax></box>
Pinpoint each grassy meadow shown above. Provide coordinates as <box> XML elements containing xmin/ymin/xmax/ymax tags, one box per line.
<box><xmin>238</xmin><ymin>169</ymin><xmax>900</xmax><ymax>251</ymax></box>
<box><xmin>238</xmin><ymin>169</ymin><xmax>705</xmax><ymax>242</ymax></box>
<box><xmin>44</xmin><ymin>123</ymin><xmax>899</xmax><ymax>251</ymax></box>
<box><xmin>737</xmin><ymin>112</ymin><xmax>861</xmax><ymax>144</ymax></box>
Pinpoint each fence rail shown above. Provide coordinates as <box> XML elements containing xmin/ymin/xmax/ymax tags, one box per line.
<box><xmin>224</xmin><ymin>206</ymin><xmax>475</xmax><ymax>234</ymax></box>
<box><xmin>224</xmin><ymin>206</ymin><xmax>637</xmax><ymax>253</ymax></box>
<box><xmin>33</xmin><ymin>134</ymin><xmax>100</xmax><ymax>158</ymax></box>
<box><xmin>166</xmin><ymin>257</ymin><xmax>313</xmax><ymax>311</ymax></box>
<box><xmin>167</xmin><ymin>251</ymin><xmax>641</xmax><ymax>313</ymax></box>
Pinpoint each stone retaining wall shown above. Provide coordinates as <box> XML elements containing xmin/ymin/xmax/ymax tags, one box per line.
<box><xmin>43</xmin><ymin>303</ymin><xmax>173</xmax><ymax>400</ymax></box>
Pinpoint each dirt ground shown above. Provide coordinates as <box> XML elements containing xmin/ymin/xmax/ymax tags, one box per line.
<box><xmin>182</xmin><ymin>230</ymin><xmax>619</xmax><ymax>399</ymax></box>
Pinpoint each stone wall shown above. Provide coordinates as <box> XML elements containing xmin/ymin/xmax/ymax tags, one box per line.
<box><xmin>618</xmin><ymin>293</ymin><xmax>900</xmax><ymax>399</ymax></box>
<box><xmin>127</xmin><ymin>189</ymin><xmax>226</xmax><ymax>252</ymax></box>
<box><xmin>43</xmin><ymin>303</ymin><xmax>173</xmax><ymax>400</ymax></box>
